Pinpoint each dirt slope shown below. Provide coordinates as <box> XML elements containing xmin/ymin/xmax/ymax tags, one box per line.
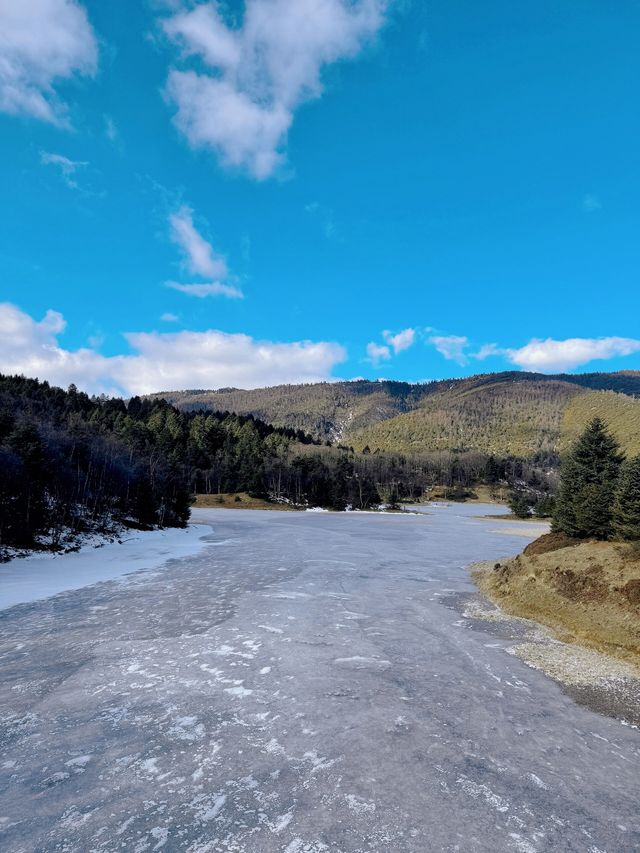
<box><xmin>474</xmin><ymin>535</ymin><xmax>640</xmax><ymax>668</ymax></box>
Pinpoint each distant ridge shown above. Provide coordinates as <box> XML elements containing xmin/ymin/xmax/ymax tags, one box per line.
<box><xmin>149</xmin><ymin>371</ymin><xmax>640</xmax><ymax>457</ymax></box>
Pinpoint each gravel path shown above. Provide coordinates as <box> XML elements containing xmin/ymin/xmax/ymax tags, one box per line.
<box><xmin>0</xmin><ymin>504</ymin><xmax>638</xmax><ymax>852</ymax></box>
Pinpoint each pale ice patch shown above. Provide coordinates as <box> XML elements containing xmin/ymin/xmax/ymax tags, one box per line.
<box><xmin>456</xmin><ymin>777</ymin><xmax>510</xmax><ymax>813</ymax></box>
<box><xmin>195</xmin><ymin>793</ymin><xmax>226</xmax><ymax>822</ymax></box>
<box><xmin>268</xmin><ymin>810</ymin><xmax>294</xmax><ymax>834</ymax></box>
<box><xmin>224</xmin><ymin>685</ymin><xmax>253</xmax><ymax>698</ymax></box>
<box><xmin>0</xmin><ymin>524</ymin><xmax>211</xmax><ymax>610</ymax></box>
<box><xmin>508</xmin><ymin>835</ymin><xmax>538</xmax><ymax>853</ymax></box>
<box><xmin>527</xmin><ymin>772</ymin><xmax>549</xmax><ymax>790</ymax></box>
<box><xmin>150</xmin><ymin>826</ymin><xmax>169</xmax><ymax>849</ymax></box>
<box><xmin>345</xmin><ymin>794</ymin><xmax>376</xmax><ymax>815</ymax></box>
<box><xmin>212</xmin><ymin>645</ymin><xmax>236</xmax><ymax>655</ymax></box>
<box><xmin>263</xmin><ymin>738</ymin><xmax>285</xmax><ymax>755</ymax></box>
<box><xmin>334</xmin><ymin>656</ymin><xmax>391</xmax><ymax>670</ymax></box>
<box><xmin>284</xmin><ymin>840</ymin><xmax>330</xmax><ymax>853</ymax></box>
<box><xmin>65</xmin><ymin>755</ymin><xmax>91</xmax><ymax>769</ymax></box>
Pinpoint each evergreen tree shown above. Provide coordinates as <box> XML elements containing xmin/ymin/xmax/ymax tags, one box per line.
<box><xmin>612</xmin><ymin>456</ymin><xmax>640</xmax><ymax>541</ymax></box>
<box><xmin>509</xmin><ymin>491</ymin><xmax>531</xmax><ymax>518</ymax></box>
<box><xmin>533</xmin><ymin>495</ymin><xmax>556</xmax><ymax>518</ymax></box>
<box><xmin>484</xmin><ymin>455</ymin><xmax>501</xmax><ymax>485</ymax></box>
<box><xmin>553</xmin><ymin>418</ymin><xmax>624</xmax><ymax>539</ymax></box>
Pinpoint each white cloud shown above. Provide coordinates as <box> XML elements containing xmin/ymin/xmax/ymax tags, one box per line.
<box><xmin>366</xmin><ymin>327</ymin><xmax>415</xmax><ymax>365</ymax></box>
<box><xmin>473</xmin><ymin>342</ymin><xmax>501</xmax><ymax>361</ymax></box>
<box><xmin>429</xmin><ymin>335</ymin><xmax>469</xmax><ymax>365</ymax></box>
<box><xmin>169</xmin><ymin>205</ymin><xmax>228</xmax><ymax>279</ymax></box>
<box><xmin>453</xmin><ymin>334</ymin><xmax>640</xmax><ymax>373</ymax></box>
<box><xmin>0</xmin><ymin>303</ymin><xmax>347</xmax><ymax>395</ymax></box>
<box><xmin>168</xmin><ymin>205</ymin><xmax>242</xmax><ymax>298</ymax></box>
<box><xmin>40</xmin><ymin>150</ymin><xmax>87</xmax><ymax>187</ymax></box>
<box><xmin>162</xmin><ymin>0</ymin><xmax>389</xmax><ymax>178</ymax></box>
<box><xmin>167</xmin><ymin>281</ymin><xmax>243</xmax><ymax>299</ymax></box>
<box><xmin>160</xmin><ymin>312</ymin><xmax>179</xmax><ymax>323</ymax></box>
<box><xmin>366</xmin><ymin>341</ymin><xmax>391</xmax><ymax>365</ymax></box>
<box><xmin>383</xmin><ymin>327</ymin><xmax>415</xmax><ymax>354</ymax></box>
<box><xmin>0</xmin><ymin>0</ymin><xmax>98</xmax><ymax>125</ymax></box>
<box><xmin>0</xmin><ymin>302</ymin><xmax>116</xmax><ymax>392</ymax></box>
<box><xmin>502</xmin><ymin>336</ymin><xmax>640</xmax><ymax>373</ymax></box>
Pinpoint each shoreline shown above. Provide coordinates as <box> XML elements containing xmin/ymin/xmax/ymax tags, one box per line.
<box><xmin>469</xmin><ymin>539</ymin><xmax>640</xmax><ymax>726</ymax></box>
<box><xmin>463</xmin><ymin>580</ymin><xmax>640</xmax><ymax>727</ymax></box>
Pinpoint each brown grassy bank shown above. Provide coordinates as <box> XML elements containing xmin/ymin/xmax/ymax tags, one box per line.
<box><xmin>193</xmin><ymin>493</ymin><xmax>300</xmax><ymax>511</ymax></box>
<box><xmin>473</xmin><ymin>534</ymin><xmax>640</xmax><ymax>669</ymax></box>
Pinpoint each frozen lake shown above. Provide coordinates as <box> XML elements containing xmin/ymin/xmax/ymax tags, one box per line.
<box><xmin>0</xmin><ymin>504</ymin><xmax>638</xmax><ymax>851</ymax></box>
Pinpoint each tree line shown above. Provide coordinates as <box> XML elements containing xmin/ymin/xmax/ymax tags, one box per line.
<box><xmin>0</xmin><ymin>375</ymin><xmax>321</xmax><ymax>551</ymax></box>
<box><xmin>0</xmin><ymin>374</ymin><xmax>561</xmax><ymax>554</ymax></box>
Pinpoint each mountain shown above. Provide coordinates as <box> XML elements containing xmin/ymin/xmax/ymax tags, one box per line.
<box><xmin>350</xmin><ymin>382</ymin><xmax>640</xmax><ymax>458</ymax></box>
<box><xmin>151</xmin><ymin>371</ymin><xmax>640</xmax><ymax>458</ymax></box>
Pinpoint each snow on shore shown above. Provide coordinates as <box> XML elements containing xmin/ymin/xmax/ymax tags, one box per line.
<box><xmin>0</xmin><ymin>524</ymin><xmax>211</xmax><ymax>611</ymax></box>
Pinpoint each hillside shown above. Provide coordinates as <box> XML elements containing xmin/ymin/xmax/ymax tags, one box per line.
<box><xmin>352</xmin><ymin>383</ymin><xmax>640</xmax><ymax>457</ymax></box>
<box><xmin>150</xmin><ymin>379</ymin><xmax>431</xmax><ymax>441</ymax></box>
<box><xmin>561</xmin><ymin>390</ymin><xmax>640</xmax><ymax>456</ymax></box>
<box><xmin>152</xmin><ymin>371</ymin><xmax>640</xmax><ymax>457</ymax></box>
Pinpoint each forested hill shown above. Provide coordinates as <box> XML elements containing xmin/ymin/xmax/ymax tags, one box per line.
<box><xmin>0</xmin><ymin>375</ymin><xmax>319</xmax><ymax>553</ymax></box>
<box><xmin>151</xmin><ymin>371</ymin><xmax>640</xmax><ymax>456</ymax></box>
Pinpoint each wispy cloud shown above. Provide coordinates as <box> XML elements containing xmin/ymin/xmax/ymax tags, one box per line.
<box><xmin>428</xmin><ymin>334</ymin><xmax>469</xmax><ymax>365</ymax></box>
<box><xmin>40</xmin><ymin>150</ymin><xmax>88</xmax><ymax>188</ymax></box>
<box><xmin>383</xmin><ymin>327</ymin><xmax>415</xmax><ymax>354</ymax></box>
<box><xmin>366</xmin><ymin>327</ymin><xmax>415</xmax><ymax>365</ymax></box>
<box><xmin>166</xmin><ymin>281</ymin><xmax>243</xmax><ymax>299</ymax></box>
<box><xmin>0</xmin><ymin>0</ymin><xmax>98</xmax><ymax>125</ymax></box>
<box><xmin>583</xmin><ymin>193</ymin><xmax>602</xmax><ymax>213</ymax></box>
<box><xmin>366</xmin><ymin>341</ymin><xmax>391</xmax><ymax>365</ymax></box>
<box><xmin>105</xmin><ymin>115</ymin><xmax>118</xmax><ymax>142</ymax></box>
<box><xmin>0</xmin><ymin>303</ymin><xmax>347</xmax><ymax>395</ymax></box>
<box><xmin>305</xmin><ymin>201</ymin><xmax>337</xmax><ymax>238</ymax></box>
<box><xmin>161</xmin><ymin>312</ymin><xmax>179</xmax><ymax>323</ymax></box>
<box><xmin>169</xmin><ymin>205</ymin><xmax>228</xmax><ymax>279</ymax></box>
<box><xmin>162</xmin><ymin>0</ymin><xmax>390</xmax><ymax>179</ymax></box>
<box><xmin>168</xmin><ymin>205</ymin><xmax>241</xmax><ymax>298</ymax></box>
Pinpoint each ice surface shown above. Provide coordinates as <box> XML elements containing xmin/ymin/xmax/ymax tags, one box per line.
<box><xmin>0</xmin><ymin>504</ymin><xmax>638</xmax><ymax>852</ymax></box>
<box><xmin>0</xmin><ymin>524</ymin><xmax>210</xmax><ymax>610</ymax></box>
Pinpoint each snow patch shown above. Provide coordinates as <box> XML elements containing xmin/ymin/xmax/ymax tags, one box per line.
<box><xmin>345</xmin><ymin>794</ymin><xmax>376</xmax><ymax>815</ymax></box>
<box><xmin>224</xmin><ymin>685</ymin><xmax>253</xmax><ymax>698</ymax></box>
<box><xmin>0</xmin><ymin>524</ymin><xmax>210</xmax><ymax>610</ymax></box>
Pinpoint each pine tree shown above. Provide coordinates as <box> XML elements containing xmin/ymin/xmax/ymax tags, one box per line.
<box><xmin>533</xmin><ymin>495</ymin><xmax>556</xmax><ymax>518</ymax></box>
<box><xmin>509</xmin><ymin>491</ymin><xmax>531</xmax><ymax>519</ymax></box>
<box><xmin>553</xmin><ymin>417</ymin><xmax>624</xmax><ymax>539</ymax></box>
<box><xmin>612</xmin><ymin>456</ymin><xmax>640</xmax><ymax>541</ymax></box>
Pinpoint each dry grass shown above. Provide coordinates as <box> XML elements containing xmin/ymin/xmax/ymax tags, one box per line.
<box><xmin>474</xmin><ymin>539</ymin><xmax>640</xmax><ymax>669</ymax></box>
<box><xmin>192</xmin><ymin>493</ymin><xmax>299</xmax><ymax>511</ymax></box>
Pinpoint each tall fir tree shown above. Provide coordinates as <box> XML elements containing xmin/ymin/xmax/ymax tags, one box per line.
<box><xmin>552</xmin><ymin>417</ymin><xmax>624</xmax><ymax>539</ymax></box>
<box><xmin>612</xmin><ymin>456</ymin><xmax>640</xmax><ymax>541</ymax></box>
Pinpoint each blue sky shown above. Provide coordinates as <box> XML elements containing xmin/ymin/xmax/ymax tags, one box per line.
<box><xmin>1</xmin><ymin>0</ymin><xmax>640</xmax><ymax>395</ymax></box>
